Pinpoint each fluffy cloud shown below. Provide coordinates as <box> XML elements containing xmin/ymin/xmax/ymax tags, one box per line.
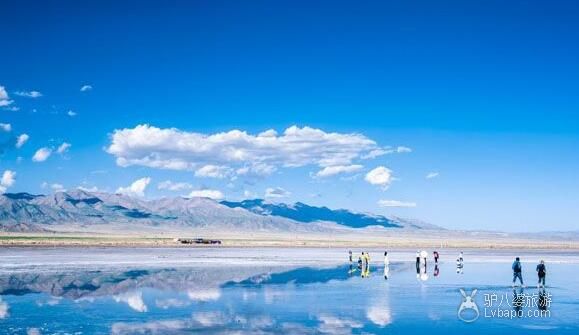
<box><xmin>57</xmin><ymin>142</ymin><xmax>71</xmax><ymax>154</ymax></box>
<box><xmin>158</xmin><ymin>180</ymin><xmax>193</xmax><ymax>191</ymax></box>
<box><xmin>67</xmin><ymin>110</ymin><xmax>77</xmax><ymax>117</ymax></box>
<box><xmin>14</xmin><ymin>90</ymin><xmax>42</xmax><ymax>98</ymax></box>
<box><xmin>1</xmin><ymin>170</ymin><xmax>16</xmax><ymax>188</ymax></box>
<box><xmin>32</xmin><ymin>147</ymin><xmax>52</xmax><ymax>162</ymax></box>
<box><xmin>378</xmin><ymin>199</ymin><xmax>417</xmax><ymax>208</ymax></box>
<box><xmin>16</xmin><ymin>134</ymin><xmax>29</xmax><ymax>148</ymax></box>
<box><xmin>426</xmin><ymin>172</ymin><xmax>439</xmax><ymax>179</ymax></box>
<box><xmin>0</xmin><ymin>123</ymin><xmax>11</xmax><ymax>132</ymax></box>
<box><xmin>265</xmin><ymin>187</ymin><xmax>290</xmax><ymax>199</ymax></box>
<box><xmin>106</xmin><ymin>125</ymin><xmax>381</xmax><ymax>178</ymax></box>
<box><xmin>188</xmin><ymin>189</ymin><xmax>224</xmax><ymax>200</ymax></box>
<box><xmin>314</xmin><ymin>164</ymin><xmax>363</xmax><ymax>178</ymax></box>
<box><xmin>0</xmin><ymin>170</ymin><xmax>16</xmax><ymax>193</ymax></box>
<box><xmin>116</xmin><ymin>177</ymin><xmax>151</xmax><ymax>197</ymax></box>
<box><xmin>194</xmin><ymin>164</ymin><xmax>232</xmax><ymax>179</ymax></box>
<box><xmin>365</xmin><ymin>166</ymin><xmax>393</xmax><ymax>189</ymax></box>
<box><xmin>80</xmin><ymin>84</ymin><xmax>92</xmax><ymax>92</ymax></box>
<box><xmin>0</xmin><ymin>86</ymin><xmax>13</xmax><ymax>107</ymax></box>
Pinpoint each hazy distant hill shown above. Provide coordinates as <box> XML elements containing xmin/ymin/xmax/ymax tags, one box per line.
<box><xmin>0</xmin><ymin>190</ymin><xmax>438</xmax><ymax>233</ymax></box>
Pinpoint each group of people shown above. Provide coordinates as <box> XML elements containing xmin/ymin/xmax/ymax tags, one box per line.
<box><xmin>349</xmin><ymin>250</ymin><xmax>372</xmax><ymax>277</ymax></box>
<box><xmin>348</xmin><ymin>250</ymin><xmax>549</xmax><ymax>288</ymax></box>
<box><xmin>512</xmin><ymin>257</ymin><xmax>547</xmax><ymax>288</ymax></box>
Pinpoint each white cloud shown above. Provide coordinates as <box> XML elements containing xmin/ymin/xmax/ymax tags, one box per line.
<box><xmin>116</xmin><ymin>177</ymin><xmax>151</xmax><ymax>197</ymax></box>
<box><xmin>1</xmin><ymin>170</ymin><xmax>16</xmax><ymax>188</ymax></box>
<box><xmin>5</xmin><ymin>106</ymin><xmax>19</xmax><ymax>112</ymax></box>
<box><xmin>243</xmin><ymin>190</ymin><xmax>257</xmax><ymax>199</ymax></box>
<box><xmin>67</xmin><ymin>110</ymin><xmax>77</xmax><ymax>117</ymax></box>
<box><xmin>361</xmin><ymin>148</ymin><xmax>391</xmax><ymax>159</ymax></box>
<box><xmin>195</xmin><ymin>164</ymin><xmax>232</xmax><ymax>179</ymax></box>
<box><xmin>360</xmin><ymin>145</ymin><xmax>411</xmax><ymax>159</ymax></box>
<box><xmin>0</xmin><ymin>170</ymin><xmax>16</xmax><ymax>194</ymax></box>
<box><xmin>157</xmin><ymin>180</ymin><xmax>193</xmax><ymax>191</ymax></box>
<box><xmin>0</xmin><ymin>123</ymin><xmax>11</xmax><ymax>132</ymax></box>
<box><xmin>378</xmin><ymin>199</ymin><xmax>417</xmax><ymax>208</ymax></box>
<box><xmin>314</xmin><ymin>164</ymin><xmax>363</xmax><ymax>178</ymax></box>
<box><xmin>396</xmin><ymin>146</ymin><xmax>412</xmax><ymax>153</ymax></box>
<box><xmin>77</xmin><ymin>186</ymin><xmax>99</xmax><ymax>192</ymax></box>
<box><xmin>32</xmin><ymin>147</ymin><xmax>52</xmax><ymax>162</ymax></box>
<box><xmin>106</xmin><ymin>125</ymin><xmax>381</xmax><ymax>177</ymax></box>
<box><xmin>16</xmin><ymin>134</ymin><xmax>29</xmax><ymax>148</ymax></box>
<box><xmin>236</xmin><ymin>163</ymin><xmax>276</xmax><ymax>177</ymax></box>
<box><xmin>80</xmin><ymin>84</ymin><xmax>92</xmax><ymax>92</ymax></box>
<box><xmin>188</xmin><ymin>189</ymin><xmax>224</xmax><ymax>200</ymax></box>
<box><xmin>0</xmin><ymin>86</ymin><xmax>13</xmax><ymax>107</ymax></box>
<box><xmin>14</xmin><ymin>90</ymin><xmax>42</xmax><ymax>98</ymax></box>
<box><xmin>365</xmin><ymin>166</ymin><xmax>393</xmax><ymax>189</ymax></box>
<box><xmin>57</xmin><ymin>142</ymin><xmax>71</xmax><ymax>154</ymax></box>
<box><xmin>265</xmin><ymin>187</ymin><xmax>290</xmax><ymax>199</ymax></box>
<box><xmin>426</xmin><ymin>172</ymin><xmax>439</xmax><ymax>179</ymax></box>
<box><xmin>50</xmin><ymin>183</ymin><xmax>66</xmax><ymax>192</ymax></box>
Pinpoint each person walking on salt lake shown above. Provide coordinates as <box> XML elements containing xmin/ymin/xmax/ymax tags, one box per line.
<box><xmin>512</xmin><ymin>257</ymin><xmax>524</xmax><ymax>287</ymax></box>
<box><xmin>536</xmin><ymin>260</ymin><xmax>547</xmax><ymax>288</ymax></box>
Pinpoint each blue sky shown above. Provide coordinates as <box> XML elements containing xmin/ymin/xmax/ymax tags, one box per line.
<box><xmin>1</xmin><ymin>0</ymin><xmax>579</xmax><ymax>232</ymax></box>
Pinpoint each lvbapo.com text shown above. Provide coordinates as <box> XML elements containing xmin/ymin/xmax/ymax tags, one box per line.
<box><xmin>484</xmin><ymin>309</ymin><xmax>551</xmax><ymax>319</ymax></box>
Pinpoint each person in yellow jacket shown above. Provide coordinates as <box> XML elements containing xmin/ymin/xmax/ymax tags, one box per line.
<box><xmin>361</xmin><ymin>252</ymin><xmax>371</xmax><ymax>277</ymax></box>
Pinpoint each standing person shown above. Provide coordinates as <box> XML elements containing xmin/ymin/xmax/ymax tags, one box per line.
<box><xmin>349</xmin><ymin>250</ymin><xmax>353</xmax><ymax>263</ymax></box>
<box><xmin>512</xmin><ymin>257</ymin><xmax>524</xmax><ymax>287</ymax></box>
<box><xmin>416</xmin><ymin>251</ymin><xmax>420</xmax><ymax>267</ymax></box>
<box><xmin>459</xmin><ymin>251</ymin><xmax>464</xmax><ymax>263</ymax></box>
<box><xmin>433</xmin><ymin>251</ymin><xmax>439</xmax><ymax>264</ymax></box>
<box><xmin>536</xmin><ymin>260</ymin><xmax>546</xmax><ymax>288</ymax></box>
<box><xmin>384</xmin><ymin>251</ymin><xmax>389</xmax><ymax>266</ymax></box>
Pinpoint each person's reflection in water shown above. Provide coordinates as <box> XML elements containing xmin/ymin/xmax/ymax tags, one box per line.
<box><xmin>456</xmin><ymin>258</ymin><xmax>464</xmax><ymax>274</ymax></box>
<box><xmin>434</xmin><ymin>264</ymin><xmax>440</xmax><ymax>277</ymax></box>
<box><xmin>538</xmin><ymin>288</ymin><xmax>551</xmax><ymax>311</ymax></box>
<box><xmin>416</xmin><ymin>262</ymin><xmax>428</xmax><ymax>282</ymax></box>
<box><xmin>384</xmin><ymin>265</ymin><xmax>390</xmax><ymax>280</ymax></box>
<box><xmin>512</xmin><ymin>287</ymin><xmax>525</xmax><ymax>317</ymax></box>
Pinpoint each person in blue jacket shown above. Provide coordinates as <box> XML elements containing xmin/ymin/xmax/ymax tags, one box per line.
<box><xmin>512</xmin><ymin>257</ymin><xmax>524</xmax><ymax>287</ymax></box>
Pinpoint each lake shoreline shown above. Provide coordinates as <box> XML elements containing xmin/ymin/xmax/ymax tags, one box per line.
<box><xmin>1</xmin><ymin>233</ymin><xmax>578</xmax><ymax>250</ymax></box>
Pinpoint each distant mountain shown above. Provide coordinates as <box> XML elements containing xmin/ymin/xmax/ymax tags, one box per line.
<box><xmin>0</xmin><ymin>190</ymin><xmax>439</xmax><ymax>233</ymax></box>
<box><xmin>220</xmin><ymin>199</ymin><xmax>440</xmax><ymax>230</ymax></box>
<box><xmin>0</xmin><ymin>190</ymin><xmax>328</xmax><ymax>233</ymax></box>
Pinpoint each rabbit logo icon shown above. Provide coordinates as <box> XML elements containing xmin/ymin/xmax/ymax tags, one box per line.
<box><xmin>457</xmin><ymin>288</ymin><xmax>479</xmax><ymax>322</ymax></box>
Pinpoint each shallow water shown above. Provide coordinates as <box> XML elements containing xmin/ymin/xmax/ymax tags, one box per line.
<box><xmin>0</xmin><ymin>248</ymin><xmax>578</xmax><ymax>334</ymax></box>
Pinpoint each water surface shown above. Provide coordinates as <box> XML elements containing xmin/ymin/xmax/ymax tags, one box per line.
<box><xmin>0</xmin><ymin>248</ymin><xmax>577</xmax><ymax>334</ymax></box>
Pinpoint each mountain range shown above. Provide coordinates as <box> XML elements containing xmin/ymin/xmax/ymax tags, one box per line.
<box><xmin>0</xmin><ymin>190</ymin><xmax>437</xmax><ymax>233</ymax></box>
